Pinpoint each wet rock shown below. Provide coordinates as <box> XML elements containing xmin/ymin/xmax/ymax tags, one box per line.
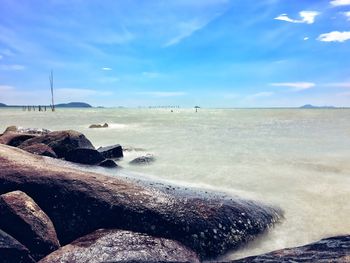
<box><xmin>19</xmin><ymin>130</ymin><xmax>95</xmax><ymax>158</ymax></box>
<box><xmin>0</xmin><ymin>144</ymin><xmax>282</xmax><ymax>260</ymax></box>
<box><xmin>0</xmin><ymin>190</ymin><xmax>60</xmax><ymax>260</ymax></box>
<box><xmin>89</xmin><ymin>123</ymin><xmax>108</xmax><ymax>128</ymax></box>
<box><xmin>39</xmin><ymin>229</ymin><xmax>200</xmax><ymax>263</ymax></box>
<box><xmin>0</xmin><ymin>131</ymin><xmax>37</xmax><ymax>147</ymax></box>
<box><xmin>65</xmin><ymin>148</ymin><xmax>105</xmax><ymax>165</ymax></box>
<box><xmin>19</xmin><ymin>143</ymin><xmax>58</xmax><ymax>158</ymax></box>
<box><xmin>99</xmin><ymin>159</ymin><xmax>118</xmax><ymax>168</ymax></box>
<box><xmin>230</xmin><ymin>235</ymin><xmax>350</xmax><ymax>263</ymax></box>
<box><xmin>2</xmin><ymin>126</ymin><xmax>51</xmax><ymax>135</ymax></box>
<box><xmin>0</xmin><ymin>229</ymin><xmax>35</xmax><ymax>263</ymax></box>
<box><xmin>130</xmin><ymin>154</ymin><xmax>155</xmax><ymax>165</ymax></box>
<box><xmin>97</xmin><ymin>144</ymin><xmax>123</xmax><ymax>158</ymax></box>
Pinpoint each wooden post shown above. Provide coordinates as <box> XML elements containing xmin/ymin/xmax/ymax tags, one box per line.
<box><xmin>49</xmin><ymin>70</ymin><xmax>55</xmax><ymax>112</ymax></box>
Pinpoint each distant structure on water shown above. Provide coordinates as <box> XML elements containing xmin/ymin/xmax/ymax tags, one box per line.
<box><xmin>49</xmin><ymin>70</ymin><xmax>55</xmax><ymax>112</ymax></box>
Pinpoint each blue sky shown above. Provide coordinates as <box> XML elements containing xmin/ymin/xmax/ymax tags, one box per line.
<box><xmin>0</xmin><ymin>0</ymin><xmax>350</xmax><ymax>107</ymax></box>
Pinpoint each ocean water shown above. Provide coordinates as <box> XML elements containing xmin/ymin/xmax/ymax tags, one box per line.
<box><xmin>0</xmin><ymin>108</ymin><xmax>349</xmax><ymax>260</ymax></box>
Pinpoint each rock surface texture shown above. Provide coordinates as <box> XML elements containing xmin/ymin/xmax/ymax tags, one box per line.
<box><xmin>230</xmin><ymin>235</ymin><xmax>350</xmax><ymax>263</ymax></box>
<box><xmin>39</xmin><ymin>229</ymin><xmax>200</xmax><ymax>263</ymax></box>
<box><xmin>130</xmin><ymin>154</ymin><xmax>155</xmax><ymax>165</ymax></box>
<box><xmin>19</xmin><ymin>143</ymin><xmax>57</xmax><ymax>158</ymax></box>
<box><xmin>0</xmin><ymin>191</ymin><xmax>60</xmax><ymax>260</ymax></box>
<box><xmin>0</xmin><ymin>229</ymin><xmax>35</xmax><ymax>263</ymax></box>
<box><xmin>18</xmin><ymin>130</ymin><xmax>95</xmax><ymax>158</ymax></box>
<box><xmin>97</xmin><ymin>144</ymin><xmax>123</xmax><ymax>158</ymax></box>
<box><xmin>0</xmin><ymin>144</ymin><xmax>281</xmax><ymax>260</ymax></box>
<box><xmin>64</xmin><ymin>148</ymin><xmax>105</xmax><ymax>165</ymax></box>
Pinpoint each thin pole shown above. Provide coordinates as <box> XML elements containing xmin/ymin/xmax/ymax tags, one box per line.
<box><xmin>49</xmin><ymin>70</ymin><xmax>55</xmax><ymax>112</ymax></box>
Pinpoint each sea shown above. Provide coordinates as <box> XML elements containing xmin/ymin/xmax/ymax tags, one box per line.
<box><xmin>0</xmin><ymin>107</ymin><xmax>349</xmax><ymax>260</ymax></box>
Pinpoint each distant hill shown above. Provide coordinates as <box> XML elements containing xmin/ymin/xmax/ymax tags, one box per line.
<box><xmin>300</xmin><ymin>104</ymin><xmax>336</xmax><ymax>109</ymax></box>
<box><xmin>0</xmin><ymin>103</ymin><xmax>7</xmax><ymax>107</ymax></box>
<box><xmin>55</xmin><ymin>102</ymin><xmax>92</xmax><ymax>108</ymax></box>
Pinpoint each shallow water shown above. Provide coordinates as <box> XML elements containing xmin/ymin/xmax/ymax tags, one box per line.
<box><xmin>0</xmin><ymin>108</ymin><xmax>349</xmax><ymax>260</ymax></box>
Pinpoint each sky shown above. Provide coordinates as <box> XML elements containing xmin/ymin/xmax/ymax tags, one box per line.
<box><xmin>0</xmin><ymin>0</ymin><xmax>350</xmax><ymax>107</ymax></box>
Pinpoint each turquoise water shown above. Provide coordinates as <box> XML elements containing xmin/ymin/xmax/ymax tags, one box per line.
<box><xmin>1</xmin><ymin>108</ymin><xmax>349</xmax><ymax>260</ymax></box>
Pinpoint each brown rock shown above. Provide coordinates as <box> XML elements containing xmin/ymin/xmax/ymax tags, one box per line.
<box><xmin>39</xmin><ymin>229</ymin><xmax>200</xmax><ymax>263</ymax></box>
<box><xmin>0</xmin><ymin>145</ymin><xmax>281</xmax><ymax>260</ymax></box>
<box><xmin>0</xmin><ymin>229</ymin><xmax>36</xmax><ymax>263</ymax></box>
<box><xmin>19</xmin><ymin>130</ymin><xmax>95</xmax><ymax>158</ymax></box>
<box><xmin>19</xmin><ymin>143</ymin><xmax>58</xmax><ymax>158</ymax></box>
<box><xmin>230</xmin><ymin>235</ymin><xmax>350</xmax><ymax>263</ymax></box>
<box><xmin>0</xmin><ymin>131</ymin><xmax>37</xmax><ymax>146</ymax></box>
<box><xmin>89</xmin><ymin>123</ymin><xmax>108</xmax><ymax>128</ymax></box>
<box><xmin>0</xmin><ymin>191</ymin><xmax>60</xmax><ymax>260</ymax></box>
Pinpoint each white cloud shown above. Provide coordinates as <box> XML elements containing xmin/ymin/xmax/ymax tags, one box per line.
<box><xmin>142</xmin><ymin>72</ymin><xmax>161</xmax><ymax>78</ymax></box>
<box><xmin>0</xmin><ymin>64</ymin><xmax>25</xmax><ymax>70</ymax></box>
<box><xmin>138</xmin><ymin>91</ymin><xmax>186</xmax><ymax>97</ymax></box>
<box><xmin>0</xmin><ymin>55</ymin><xmax>2</xmax><ymax>60</ymax></box>
<box><xmin>251</xmin><ymin>92</ymin><xmax>274</xmax><ymax>98</ymax></box>
<box><xmin>0</xmin><ymin>85</ymin><xmax>15</xmax><ymax>92</ymax></box>
<box><xmin>274</xmin><ymin>11</ymin><xmax>320</xmax><ymax>24</ymax></box>
<box><xmin>270</xmin><ymin>82</ymin><xmax>315</xmax><ymax>91</ymax></box>
<box><xmin>304</xmin><ymin>37</ymin><xmax>309</xmax><ymax>40</ymax></box>
<box><xmin>325</xmin><ymin>82</ymin><xmax>350</xmax><ymax>88</ymax></box>
<box><xmin>343</xmin><ymin>11</ymin><xmax>350</xmax><ymax>20</ymax></box>
<box><xmin>317</xmin><ymin>31</ymin><xmax>350</xmax><ymax>42</ymax></box>
<box><xmin>102</xmin><ymin>67</ymin><xmax>112</xmax><ymax>71</ymax></box>
<box><xmin>330</xmin><ymin>0</ymin><xmax>350</xmax><ymax>6</ymax></box>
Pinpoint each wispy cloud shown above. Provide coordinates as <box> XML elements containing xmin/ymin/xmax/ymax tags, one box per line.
<box><xmin>251</xmin><ymin>92</ymin><xmax>274</xmax><ymax>98</ymax></box>
<box><xmin>142</xmin><ymin>72</ymin><xmax>161</xmax><ymax>78</ymax></box>
<box><xmin>343</xmin><ymin>11</ymin><xmax>350</xmax><ymax>20</ymax></box>
<box><xmin>274</xmin><ymin>11</ymin><xmax>320</xmax><ymax>24</ymax></box>
<box><xmin>330</xmin><ymin>0</ymin><xmax>350</xmax><ymax>6</ymax></box>
<box><xmin>304</xmin><ymin>37</ymin><xmax>309</xmax><ymax>40</ymax></box>
<box><xmin>0</xmin><ymin>55</ymin><xmax>2</xmax><ymax>60</ymax></box>
<box><xmin>0</xmin><ymin>85</ymin><xmax>15</xmax><ymax>92</ymax></box>
<box><xmin>317</xmin><ymin>31</ymin><xmax>350</xmax><ymax>42</ymax></box>
<box><xmin>102</xmin><ymin>67</ymin><xmax>112</xmax><ymax>71</ymax></box>
<box><xmin>270</xmin><ymin>82</ymin><xmax>315</xmax><ymax>91</ymax></box>
<box><xmin>325</xmin><ymin>82</ymin><xmax>350</xmax><ymax>88</ymax></box>
<box><xmin>0</xmin><ymin>64</ymin><xmax>26</xmax><ymax>70</ymax></box>
<box><xmin>137</xmin><ymin>91</ymin><xmax>186</xmax><ymax>97</ymax></box>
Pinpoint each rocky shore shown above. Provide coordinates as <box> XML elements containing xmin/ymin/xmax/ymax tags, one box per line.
<box><xmin>0</xmin><ymin>126</ymin><xmax>348</xmax><ymax>262</ymax></box>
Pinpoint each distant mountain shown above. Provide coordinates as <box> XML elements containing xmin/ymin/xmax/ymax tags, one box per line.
<box><xmin>300</xmin><ymin>104</ymin><xmax>336</xmax><ymax>109</ymax></box>
<box><xmin>0</xmin><ymin>103</ymin><xmax>7</xmax><ymax>107</ymax></box>
<box><xmin>55</xmin><ymin>102</ymin><xmax>92</xmax><ymax>108</ymax></box>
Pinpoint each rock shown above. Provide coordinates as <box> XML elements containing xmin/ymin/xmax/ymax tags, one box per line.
<box><xmin>98</xmin><ymin>159</ymin><xmax>118</xmax><ymax>168</ymax></box>
<box><xmin>89</xmin><ymin>123</ymin><xmax>108</xmax><ymax>128</ymax></box>
<box><xmin>65</xmin><ymin>148</ymin><xmax>105</xmax><ymax>165</ymax></box>
<box><xmin>97</xmin><ymin>144</ymin><xmax>123</xmax><ymax>158</ymax></box>
<box><xmin>0</xmin><ymin>191</ymin><xmax>60</xmax><ymax>260</ymax></box>
<box><xmin>130</xmin><ymin>154</ymin><xmax>155</xmax><ymax>165</ymax></box>
<box><xmin>19</xmin><ymin>143</ymin><xmax>58</xmax><ymax>158</ymax></box>
<box><xmin>2</xmin><ymin>126</ymin><xmax>51</xmax><ymax>135</ymax></box>
<box><xmin>39</xmin><ymin>229</ymin><xmax>200</xmax><ymax>263</ymax></box>
<box><xmin>0</xmin><ymin>229</ymin><xmax>36</xmax><ymax>263</ymax></box>
<box><xmin>0</xmin><ymin>131</ymin><xmax>37</xmax><ymax>147</ymax></box>
<box><xmin>19</xmin><ymin>130</ymin><xmax>95</xmax><ymax>158</ymax></box>
<box><xmin>230</xmin><ymin>235</ymin><xmax>350</xmax><ymax>263</ymax></box>
<box><xmin>0</xmin><ymin>144</ymin><xmax>281</xmax><ymax>260</ymax></box>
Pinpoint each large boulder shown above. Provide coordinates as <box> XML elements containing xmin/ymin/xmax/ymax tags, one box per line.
<box><xmin>230</xmin><ymin>235</ymin><xmax>350</xmax><ymax>262</ymax></box>
<box><xmin>0</xmin><ymin>131</ymin><xmax>37</xmax><ymax>147</ymax></box>
<box><xmin>18</xmin><ymin>130</ymin><xmax>95</xmax><ymax>158</ymax></box>
<box><xmin>65</xmin><ymin>148</ymin><xmax>105</xmax><ymax>165</ymax></box>
<box><xmin>97</xmin><ymin>144</ymin><xmax>123</xmax><ymax>158</ymax></box>
<box><xmin>0</xmin><ymin>229</ymin><xmax>35</xmax><ymax>263</ymax></box>
<box><xmin>98</xmin><ymin>159</ymin><xmax>118</xmax><ymax>168</ymax></box>
<box><xmin>19</xmin><ymin>143</ymin><xmax>57</xmax><ymax>158</ymax></box>
<box><xmin>0</xmin><ymin>191</ymin><xmax>60</xmax><ymax>260</ymax></box>
<box><xmin>39</xmin><ymin>229</ymin><xmax>200</xmax><ymax>263</ymax></box>
<box><xmin>0</xmin><ymin>145</ymin><xmax>281</xmax><ymax>260</ymax></box>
